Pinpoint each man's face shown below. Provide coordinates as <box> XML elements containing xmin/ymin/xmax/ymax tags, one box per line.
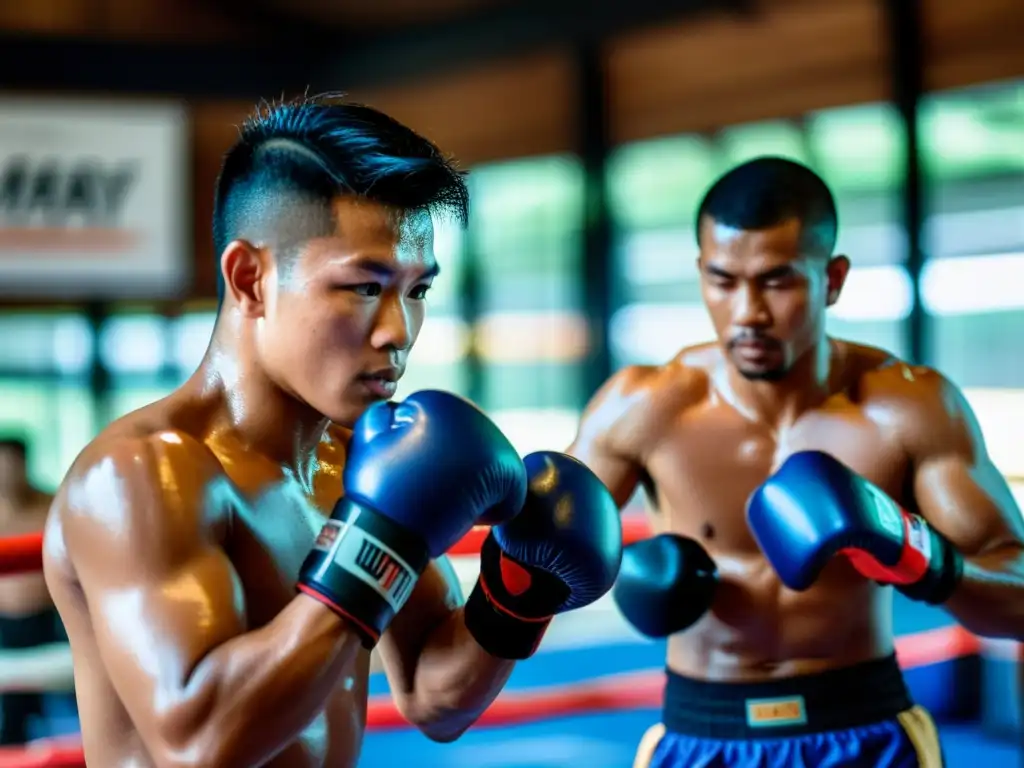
<box><xmin>698</xmin><ymin>217</ymin><xmax>845</xmax><ymax>381</ymax></box>
<box><xmin>258</xmin><ymin>198</ymin><xmax>437</xmax><ymax>426</ymax></box>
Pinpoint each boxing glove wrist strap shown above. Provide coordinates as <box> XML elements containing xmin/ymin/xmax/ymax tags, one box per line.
<box><xmin>843</xmin><ymin>507</ymin><xmax>964</xmax><ymax>605</ymax></box>
<box><xmin>297</xmin><ymin>498</ymin><xmax>430</xmax><ymax>649</ymax></box>
<box><xmin>463</xmin><ymin>534</ymin><xmax>557</xmax><ymax>659</ymax></box>
<box><xmin>464</xmin><ymin>578</ymin><xmax>552</xmax><ymax>660</ymax></box>
<box><xmin>895</xmin><ymin>524</ymin><xmax>964</xmax><ymax>605</ymax></box>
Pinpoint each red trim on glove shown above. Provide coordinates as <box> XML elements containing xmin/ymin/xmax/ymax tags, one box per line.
<box><xmin>841</xmin><ymin>510</ymin><xmax>931</xmax><ymax>585</ymax></box>
<box><xmin>477</xmin><ymin>572</ymin><xmax>554</xmax><ymax>624</ymax></box>
<box><xmin>499</xmin><ymin>552</ymin><xmax>533</xmax><ymax>596</ymax></box>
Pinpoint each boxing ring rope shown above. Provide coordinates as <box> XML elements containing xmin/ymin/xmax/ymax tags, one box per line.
<box><xmin>0</xmin><ymin>522</ymin><xmax>985</xmax><ymax>767</ymax></box>
<box><xmin>0</xmin><ymin>518</ymin><xmax>656</xmax><ymax>575</ymax></box>
<box><xmin>0</xmin><ymin>534</ymin><xmax>44</xmax><ymax>577</ymax></box>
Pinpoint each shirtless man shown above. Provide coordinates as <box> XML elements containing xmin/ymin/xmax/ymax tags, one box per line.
<box><xmin>0</xmin><ymin>437</ymin><xmax>72</xmax><ymax>743</ymax></box>
<box><xmin>570</xmin><ymin>157</ymin><xmax>1024</xmax><ymax>767</ymax></box>
<box><xmin>43</xmin><ymin>96</ymin><xmax>622</xmax><ymax>767</ymax></box>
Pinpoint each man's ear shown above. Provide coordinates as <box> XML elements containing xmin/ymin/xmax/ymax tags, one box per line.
<box><xmin>220</xmin><ymin>240</ymin><xmax>271</xmax><ymax>318</ymax></box>
<box><xmin>826</xmin><ymin>255</ymin><xmax>851</xmax><ymax>307</ymax></box>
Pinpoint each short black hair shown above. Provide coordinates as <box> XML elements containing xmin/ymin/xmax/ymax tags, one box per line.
<box><xmin>212</xmin><ymin>94</ymin><xmax>469</xmax><ymax>302</ymax></box>
<box><xmin>695</xmin><ymin>157</ymin><xmax>838</xmax><ymax>256</ymax></box>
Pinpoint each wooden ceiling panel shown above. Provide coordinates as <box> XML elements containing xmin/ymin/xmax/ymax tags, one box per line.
<box><xmin>0</xmin><ymin>0</ymin><xmax>253</xmax><ymax>41</ymax></box>
<box><xmin>0</xmin><ymin>0</ymin><xmax>513</xmax><ymax>40</ymax></box>
<box><xmin>261</xmin><ymin>0</ymin><xmax>509</xmax><ymax>27</ymax></box>
<box><xmin>606</xmin><ymin>0</ymin><xmax>888</xmax><ymax>142</ymax></box>
<box><xmin>0</xmin><ymin>0</ymin><xmax>94</xmax><ymax>36</ymax></box>
<box><xmin>923</xmin><ymin>0</ymin><xmax>1024</xmax><ymax>92</ymax></box>
<box><xmin>347</xmin><ymin>52</ymin><xmax>575</xmax><ymax>166</ymax></box>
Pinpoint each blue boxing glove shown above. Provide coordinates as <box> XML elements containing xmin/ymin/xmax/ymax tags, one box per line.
<box><xmin>299</xmin><ymin>390</ymin><xmax>527</xmax><ymax>648</ymax></box>
<box><xmin>747</xmin><ymin>451</ymin><xmax>962</xmax><ymax>605</ymax></box>
<box><xmin>613</xmin><ymin>534</ymin><xmax>718</xmax><ymax>638</ymax></box>
<box><xmin>464</xmin><ymin>452</ymin><xmax>623</xmax><ymax>659</ymax></box>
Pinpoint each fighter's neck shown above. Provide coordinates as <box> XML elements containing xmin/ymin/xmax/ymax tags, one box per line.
<box><xmin>723</xmin><ymin>339</ymin><xmax>840</xmax><ymax>429</ymax></box>
<box><xmin>191</xmin><ymin>320</ymin><xmax>330</xmax><ymax>484</ymax></box>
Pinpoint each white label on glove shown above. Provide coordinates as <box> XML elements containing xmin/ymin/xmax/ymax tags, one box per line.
<box><xmin>315</xmin><ymin>519</ymin><xmax>418</xmax><ymax>611</ymax></box>
<box><xmin>863</xmin><ymin>485</ymin><xmax>904</xmax><ymax>540</ymax></box>
<box><xmin>905</xmin><ymin>514</ymin><xmax>932</xmax><ymax>559</ymax></box>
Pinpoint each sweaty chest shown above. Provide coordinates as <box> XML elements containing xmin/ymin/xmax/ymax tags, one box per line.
<box><xmin>225</xmin><ymin>473</ymin><xmax>340</xmax><ymax>630</ymax></box>
<box><xmin>212</xmin><ymin>455</ymin><xmax>368</xmax><ymax>766</ymax></box>
<box><xmin>645</xmin><ymin>401</ymin><xmax>908</xmax><ymax>553</ymax></box>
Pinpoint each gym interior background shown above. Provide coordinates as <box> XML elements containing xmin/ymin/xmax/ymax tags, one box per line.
<box><xmin>0</xmin><ymin>0</ymin><xmax>1021</xmax><ymax>765</ymax></box>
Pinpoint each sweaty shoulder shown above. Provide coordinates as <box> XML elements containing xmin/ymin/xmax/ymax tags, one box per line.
<box><xmin>573</xmin><ymin>348</ymin><xmax>711</xmax><ymax>463</ymax></box>
<box><xmin>842</xmin><ymin>342</ymin><xmax>971</xmax><ymax>451</ymax></box>
<box><xmin>48</xmin><ymin>426</ymin><xmax>228</xmax><ymax>579</ymax></box>
<box><xmin>844</xmin><ymin>342</ymin><xmax>944</xmax><ymax>404</ymax></box>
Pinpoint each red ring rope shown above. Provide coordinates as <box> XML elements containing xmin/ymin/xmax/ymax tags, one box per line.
<box><xmin>0</xmin><ymin>738</ymin><xmax>84</xmax><ymax>768</ymax></box>
<box><xmin>0</xmin><ymin>533</ymin><xmax>44</xmax><ymax>577</ymax></box>
<box><xmin>0</xmin><ymin>518</ymin><xmax>654</xmax><ymax>577</ymax></box>
<box><xmin>0</xmin><ymin>624</ymin><xmax>983</xmax><ymax>767</ymax></box>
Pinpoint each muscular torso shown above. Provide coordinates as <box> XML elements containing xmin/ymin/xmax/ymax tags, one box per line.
<box><xmin>625</xmin><ymin>343</ymin><xmax>911</xmax><ymax>681</ymax></box>
<box><xmin>0</xmin><ymin>490</ymin><xmax>53</xmax><ymax>618</ymax></box>
<box><xmin>46</xmin><ymin>396</ymin><xmax>370</xmax><ymax>768</ymax></box>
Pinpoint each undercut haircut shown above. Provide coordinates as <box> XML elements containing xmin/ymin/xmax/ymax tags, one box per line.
<box><xmin>212</xmin><ymin>94</ymin><xmax>469</xmax><ymax>303</ymax></box>
<box><xmin>695</xmin><ymin>157</ymin><xmax>838</xmax><ymax>257</ymax></box>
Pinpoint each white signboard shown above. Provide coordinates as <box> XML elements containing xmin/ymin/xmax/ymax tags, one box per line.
<box><xmin>0</xmin><ymin>98</ymin><xmax>189</xmax><ymax>299</ymax></box>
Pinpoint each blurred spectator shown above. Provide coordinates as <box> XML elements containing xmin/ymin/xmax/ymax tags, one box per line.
<box><xmin>0</xmin><ymin>436</ymin><xmax>71</xmax><ymax>744</ymax></box>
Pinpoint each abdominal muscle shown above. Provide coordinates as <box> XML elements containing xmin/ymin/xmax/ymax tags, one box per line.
<box><xmin>666</xmin><ymin>552</ymin><xmax>895</xmax><ymax>682</ymax></box>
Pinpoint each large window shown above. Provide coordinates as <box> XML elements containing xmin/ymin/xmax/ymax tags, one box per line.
<box><xmin>0</xmin><ymin>312</ymin><xmax>95</xmax><ymax>490</ymax></box>
<box><xmin>919</xmin><ymin>79</ymin><xmax>1024</xmax><ymax>484</ymax></box>
<box><xmin>607</xmin><ymin>104</ymin><xmax>908</xmax><ymax>369</ymax></box>
<box><xmin>101</xmin><ymin>311</ymin><xmax>184</xmax><ymax>422</ymax></box>
<box><xmin>469</xmin><ymin>156</ymin><xmax>589</xmax><ymax>454</ymax></box>
<box><xmin>607</xmin><ymin>134</ymin><xmax>718</xmax><ymax>366</ymax></box>
<box><xmin>807</xmin><ymin>104</ymin><xmax>909</xmax><ymax>355</ymax></box>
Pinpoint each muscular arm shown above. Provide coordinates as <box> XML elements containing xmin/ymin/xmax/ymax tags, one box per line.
<box><xmin>566</xmin><ymin>366</ymin><xmax>659</xmax><ymax>506</ymax></box>
<box><xmin>52</xmin><ymin>433</ymin><xmax>363</xmax><ymax>768</ymax></box>
<box><xmin>376</xmin><ymin>556</ymin><xmax>514</xmax><ymax>742</ymax></box>
<box><xmin>904</xmin><ymin>372</ymin><xmax>1024</xmax><ymax>640</ymax></box>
